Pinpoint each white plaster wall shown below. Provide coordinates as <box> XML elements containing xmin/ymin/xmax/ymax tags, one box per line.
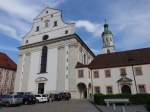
<box><xmin>45</xmin><ymin>48</ymin><xmax>58</xmax><ymax>93</ymax></box>
<box><xmin>92</xmin><ymin>67</ymin><xmax>137</xmax><ymax>94</ymax></box>
<box><xmin>27</xmin><ymin>51</ymin><xmax>41</xmax><ymax>93</ymax></box>
<box><xmin>14</xmin><ymin>55</ymin><xmax>23</xmax><ymax>92</ymax></box>
<box><xmin>22</xmin><ymin>8</ymin><xmax>75</xmax><ymax>45</ymax></box>
<box><xmin>134</xmin><ymin>64</ymin><xmax>150</xmax><ymax>93</ymax></box>
<box><xmin>76</xmin><ymin>68</ymin><xmax>91</xmax><ymax>86</ymax></box>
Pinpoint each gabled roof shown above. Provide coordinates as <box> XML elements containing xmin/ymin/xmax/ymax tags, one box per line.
<box><xmin>34</xmin><ymin>7</ymin><xmax>59</xmax><ymax>20</ymax></box>
<box><xmin>88</xmin><ymin>47</ymin><xmax>150</xmax><ymax>69</ymax></box>
<box><xmin>0</xmin><ymin>52</ymin><xmax>17</xmax><ymax>71</ymax></box>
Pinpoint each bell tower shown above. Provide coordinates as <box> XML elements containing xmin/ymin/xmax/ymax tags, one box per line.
<box><xmin>101</xmin><ymin>20</ymin><xmax>115</xmax><ymax>54</ymax></box>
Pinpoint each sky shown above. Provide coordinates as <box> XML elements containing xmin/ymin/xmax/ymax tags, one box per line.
<box><xmin>0</xmin><ymin>0</ymin><xmax>150</xmax><ymax>63</ymax></box>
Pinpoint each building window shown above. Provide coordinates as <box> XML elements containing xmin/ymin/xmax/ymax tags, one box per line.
<box><xmin>106</xmin><ymin>86</ymin><xmax>113</xmax><ymax>94</ymax></box>
<box><xmin>94</xmin><ymin>71</ymin><xmax>99</xmax><ymax>78</ymax></box>
<box><xmin>135</xmin><ymin>67</ymin><xmax>143</xmax><ymax>75</ymax></box>
<box><xmin>43</xmin><ymin>35</ymin><xmax>49</xmax><ymax>40</ymax></box>
<box><xmin>105</xmin><ymin>70</ymin><xmax>111</xmax><ymax>78</ymax></box>
<box><xmin>65</xmin><ymin>30</ymin><xmax>68</xmax><ymax>34</ymax></box>
<box><xmin>95</xmin><ymin>86</ymin><xmax>100</xmax><ymax>94</ymax></box>
<box><xmin>88</xmin><ymin>71</ymin><xmax>90</xmax><ymax>79</ymax></box>
<box><xmin>36</xmin><ymin>26</ymin><xmax>39</xmax><ymax>32</ymax></box>
<box><xmin>54</xmin><ymin>21</ymin><xmax>58</xmax><ymax>27</ymax></box>
<box><xmin>107</xmin><ymin>49</ymin><xmax>110</xmax><ymax>53</ymax></box>
<box><xmin>78</xmin><ymin>70</ymin><xmax>84</xmax><ymax>78</ymax></box>
<box><xmin>120</xmin><ymin>68</ymin><xmax>126</xmax><ymax>77</ymax></box>
<box><xmin>45</xmin><ymin>20</ymin><xmax>49</xmax><ymax>28</ymax></box>
<box><xmin>25</xmin><ymin>40</ymin><xmax>28</xmax><ymax>43</ymax></box>
<box><xmin>83</xmin><ymin>54</ymin><xmax>86</xmax><ymax>64</ymax></box>
<box><xmin>40</xmin><ymin>46</ymin><xmax>48</xmax><ymax>73</ymax></box>
<box><xmin>138</xmin><ymin>85</ymin><xmax>146</xmax><ymax>94</ymax></box>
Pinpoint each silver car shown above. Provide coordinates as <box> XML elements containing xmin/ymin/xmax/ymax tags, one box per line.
<box><xmin>1</xmin><ymin>94</ymin><xmax>23</xmax><ymax>106</ymax></box>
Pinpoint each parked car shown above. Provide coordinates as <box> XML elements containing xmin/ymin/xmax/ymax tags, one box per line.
<box><xmin>34</xmin><ymin>94</ymin><xmax>49</xmax><ymax>103</ymax></box>
<box><xmin>49</xmin><ymin>93</ymin><xmax>62</xmax><ymax>101</ymax></box>
<box><xmin>59</xmin><ymin>92</ymin><xmax>71</xmax><ymax>101</ymax></box>
<box><xmin>0</xmin><ymin>95</ymin><xmax>3</xmax><ymax>105</ymax></box>
<box><xmin>1</xmin><ymin>94</ymin><xmax>23</xmax><ymax>106</ymax></box>
<box><xmin>16</xmin><ymin>92</ymin><xmax>36</xmax><ymax>104</ymax></box>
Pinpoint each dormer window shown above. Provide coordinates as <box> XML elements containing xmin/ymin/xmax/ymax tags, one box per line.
<box><xmin>54</xmin><ymin>21</ymin><xmax>58</xmax><ymax>27</ymax></box>
<box><xmin>45</xmin><ymin>20</ymin><xmax>49</xmax><ymax>28</ymax></box>
<box><xmin>36</xmin><ymin>26</ymin><xmax>39</xmax><ymax>32</ymax></box>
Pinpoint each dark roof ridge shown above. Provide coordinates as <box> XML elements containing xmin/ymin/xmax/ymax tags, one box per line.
<box><xmin>97</xmin><ymin>47</ymin><xmax>150</xmax><ymax>56</ymax></box>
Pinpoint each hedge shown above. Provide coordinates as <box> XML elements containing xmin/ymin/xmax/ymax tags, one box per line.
<box><xmin>94</xmin><ymin>94</ymin><xmax>150</xmax><ymax>105</ymax></box>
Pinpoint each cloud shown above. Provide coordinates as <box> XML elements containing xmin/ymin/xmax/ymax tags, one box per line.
<box><xmin>0</xmin><ymin>0</ymin><xmax>65</xmax><ymax>41</ymax></box>
<box><xmin>0</xmin><ymin>45</ymin><xmax>18</xmax><ymax>52</ymax></box>
<box><xmin>107</xmin><ymin>1</ymin><xmax>150</xmax><ymax>50</ymax></box>
<box><xmin>74</xmin><ymin>20</ymin><xmax>103</xmax><ymax>37</ymax></box>
<box><xmin>0</xmin><ymin>24</ymin><xmax>21</xmax><ymax>41</ymax></box>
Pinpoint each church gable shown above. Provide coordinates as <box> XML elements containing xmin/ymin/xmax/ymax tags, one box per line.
<box><xmin>22</xmin><ymin>7</ymin><xmax>75</xmax><ymax>45</ymax></box>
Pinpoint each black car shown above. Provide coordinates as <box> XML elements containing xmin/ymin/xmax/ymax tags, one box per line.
<box><xmin>59</xmin><ymin>92</ymin><xmax>71</xmax><ymax>101</ymax></box>
<box><xmin>50</xmin><ymin>93</ymin><xmax>62</xmax><ymax>101</ymax></box>
<box><xmin>16</xmin><ymin>92</ymin><xmax>36</xmax><ymax>104</ymax></box>
<box><xmin>0</xmin><ymin>95</ymin><xmax>2</xmax><ymax>105</ymax></box>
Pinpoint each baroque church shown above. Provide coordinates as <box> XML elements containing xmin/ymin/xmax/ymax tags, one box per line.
<box><xmin>15</xmin><ymin>7</ymin><xmax>150</xmax><ymax>99</ymax></box>
<box><xmin>14</xmin><ymin>7</ymin><xmax>94</xmax><ymax>99</ymax></box>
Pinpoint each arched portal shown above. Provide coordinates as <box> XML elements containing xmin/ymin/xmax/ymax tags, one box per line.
<box><xmin>121</xmin><ymin>85</ymin><xmax>131</xmax><ymax>94</ymax></box>
<box><xmin>77</xmin><ymin>83</ymin><xmax>87</xmax><ymax>99</ymax></box>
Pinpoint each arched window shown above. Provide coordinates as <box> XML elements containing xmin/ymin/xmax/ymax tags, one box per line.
<box><xmin>40</xmin><ymin>46</ymin><xmax>48</xmax><ymax>73</ymax></box>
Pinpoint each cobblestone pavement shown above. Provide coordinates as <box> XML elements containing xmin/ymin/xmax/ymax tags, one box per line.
<box><xmin>0</xmin><ymin>100</ymin><xmax>99</xmax><ymax>112</ymax></box>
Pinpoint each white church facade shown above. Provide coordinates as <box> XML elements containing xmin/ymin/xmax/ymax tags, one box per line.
<box><xmin>14</xmin><ymin>7</ymin><xmax>94</xmax><ymax>99</ymax></box>
<box><xmin>15</xmin><ymin>7</ymin><xmax>150</xmax><ymax>99</ymax></box>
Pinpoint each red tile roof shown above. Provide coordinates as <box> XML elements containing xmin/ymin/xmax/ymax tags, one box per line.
<box><xmin>76</xmin><ymin>47</ymin><xmax>150</xmax><ymax>69</ymax></box>
<box><xmin>0</xmin><ymin>52</ymin><xmax>17</xmax><ymax>71</ymax></box>
<box><xmin>75</xmin><ymin>62</ymin><xmax>88</xmax><ymax>68</ymax></box>
<box><xmin>88</xmin><ymin>47</ymin><xmax>150</xmax><ymax>69</ymax></box>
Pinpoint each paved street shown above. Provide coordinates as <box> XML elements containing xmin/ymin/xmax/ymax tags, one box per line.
<box><xmin>0</xmin><ymin>100</ymin><xmax>99</xmax><ymax>112</ymax></box>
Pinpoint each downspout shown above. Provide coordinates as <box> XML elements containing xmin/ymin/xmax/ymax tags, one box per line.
<box><xmin>90</xmin><ymin>68</ymin><xmax>94</xmax><ymax>100</ymax></box>
<box><xmin>131</xmin><ymin>65</ymin><xmax>138</xmax><ymax>94</ymax></box>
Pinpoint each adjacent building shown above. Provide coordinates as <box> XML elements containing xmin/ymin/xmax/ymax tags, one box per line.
<box><xmin>14</xmin><ymin>7</ymin><xmax>94</xmax><ymax>99</ymax></box>
<box><xmin>0</xmin><ymin>52</ymin><xmax>17</xmax><ymax>95</ymax></box>
<box><xmin>76</xmin><ymin>22</ymin><xmax>150</xmax><ymax>99</ymax></box>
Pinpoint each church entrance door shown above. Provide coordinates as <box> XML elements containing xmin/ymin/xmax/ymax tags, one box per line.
<box><xmin>121</xmin><ymin>85</ymin><xmax>131</xmax><ymax>94</ymax></box>
<box><xmin>38</xmin><ymin>83</ymin><xmax>45</xmax><ymax>94</ymax></box>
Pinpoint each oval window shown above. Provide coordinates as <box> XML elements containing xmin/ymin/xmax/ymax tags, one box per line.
<box><xmin>43</xmin><ymin>35</ymin><xmax>49</xmax><ymax>40</ymax></box>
